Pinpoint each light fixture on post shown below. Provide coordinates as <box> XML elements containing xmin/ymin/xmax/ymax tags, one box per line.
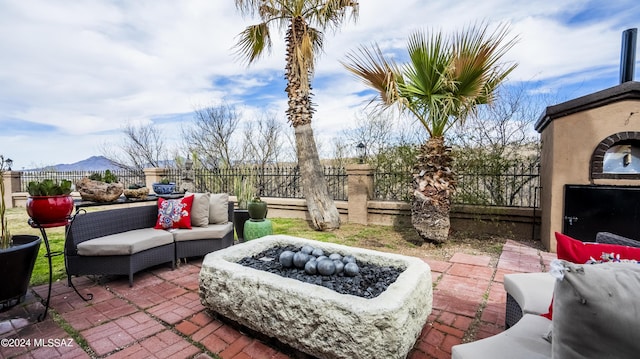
<box><xmin>356</xmin><ymin>143</ymin><xmax>366</xmax><ymax>164</ymax></box>
<box><xmin>4</xmin><ymin>158</ymin><xmax>12</xmax><ymax>171</ymax></box>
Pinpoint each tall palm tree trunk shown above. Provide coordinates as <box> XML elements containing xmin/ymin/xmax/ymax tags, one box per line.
<box><xmin>285</xmin><ymin>17</ymin><xmax>340</xmax><ymax>230</ymax></box>
<box><xmin>295</xmin><ymin>123</ymin><xmax>341</xmax><ymax>230</ymax></box>
<box><xmin>412</xmin><ymin>136</ymin><xmax>456</xmax><ymax>243</ymax></box>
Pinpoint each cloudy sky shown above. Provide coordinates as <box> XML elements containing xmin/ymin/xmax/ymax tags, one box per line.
<box><xmin>0</xmin><ymin>0</ymin><xmax>638</xmax><ymax>169</ymax></box>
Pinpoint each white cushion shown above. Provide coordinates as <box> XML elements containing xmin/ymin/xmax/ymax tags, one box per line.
<box><xmin>77</xmin><ymin>228</ymin><xmax>174</xmax><ymax>256</ymax></box>
<box><xmin>188</xmin><ymin>192</ymin><xmax>210</xmax><ymax>227</ymax></box>
<box><xmin>171</xmin><ymin>223</ymin><xmax>233</xmax><ymax>242</ymax></box>
<box><xmin>504</xmin><ymin>272</ymin><xmax>555</xmax><ymax>316</ymax></box>
<box><xmin>452</xmin><ymin>314</ymin><xmax>551</xmax><ymax>359</ymax></box>
<box><xmin>209</xmin><ymin>193</ymin><xmax>229</xmax><ymax>224</ymax></box>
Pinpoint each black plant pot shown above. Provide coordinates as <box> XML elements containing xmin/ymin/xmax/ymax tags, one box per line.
<box><xmin>234</xmin><ymin>209</ymin><xmax>250</xmax><ymax>242</ymax></box>
<box><xmin>0</xmin><ymin>235</ymin><xmax>41</xmax><ymax>310</ymax></box>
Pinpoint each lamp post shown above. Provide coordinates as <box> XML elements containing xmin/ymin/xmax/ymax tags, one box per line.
<box><xmin>356</xmin><ymin>143</ymin><xmax>366</xmax><ymax>164</ymax></box>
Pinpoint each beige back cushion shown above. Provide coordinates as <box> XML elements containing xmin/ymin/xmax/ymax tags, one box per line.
<box><xmin>209</xmin><ymin>193</ymin><xmax>229</xmax><ymax>224</ymax></box>
<box><xmin>188</xmin><ymin>192</ymin><xmax>210</xmax><ymax>227</ymax></box>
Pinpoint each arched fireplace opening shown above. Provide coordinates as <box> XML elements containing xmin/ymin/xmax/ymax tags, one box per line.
<box><xmin>591</xmin><ymin>132</ymin><xmax>640</xmax><ymax>180</ymax></box>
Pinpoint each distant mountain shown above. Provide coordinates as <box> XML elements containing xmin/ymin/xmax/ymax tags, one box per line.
<box><xmin>30</xmin><ymin>156</ymin><xmax>121</xmax><ymax>171</ymax></box>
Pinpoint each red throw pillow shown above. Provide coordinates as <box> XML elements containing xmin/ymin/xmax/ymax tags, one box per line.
<box><xmin>555</xmin><ymin>232</ymin><xmax>640</xmax><ymax>263</ymax></box>
<box><xmin>154</xmin><ymin>195</ymin><xmax>194</xmax><ymax>229</ymax></box>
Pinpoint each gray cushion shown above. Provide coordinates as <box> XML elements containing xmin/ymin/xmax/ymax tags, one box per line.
<box><xmin>504</xmin><ymin>272</ymin><xmax>555</xmax><ymax>317</ymax></box>
<box><xmin>209</xmin><ymin>193</ymin><xmax>229</xmax><ymax>224</ymax></box>
<box><xmin>596</xmin><ymin>231</ymin><xmax>640</xmax><ymax>248</ymax></box>
<box><xmin>171</xmin><ymin>223</ymin><xmax>233</xmax><ymax>242</ymax></box>
<box><xmin>188</xmin><ymin>192</ymin><xmax>210</xmax><ymax>227</ymax></box>
<box><xmin>452</xmin><ymin>314</ymin><xmax>551</xmax><ymax>359</ymax></box>
<box><xmin>552</xmin><ymin>260</ymin><xmax>640</xmax><ymax>358</ymax></box>
<box><xmin>77</xmin><ymin>228</ymin><xmax>174</xmax><ymax>256</ymax></box>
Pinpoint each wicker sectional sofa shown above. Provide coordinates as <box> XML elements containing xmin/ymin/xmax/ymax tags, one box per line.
<box><xmin>65</xmin><ymin>194</ymin><xmax>234</xmax><ymax>286</ymax></box>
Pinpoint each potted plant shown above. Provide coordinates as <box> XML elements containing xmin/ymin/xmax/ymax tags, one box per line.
<box><xmin>233</xmin><ymin>176</ymin><xmax>256</xmax><ymax>241</ymax></box>
<box><xmin>123</xmin><ymin>183</ymin><xmax>149</xmax><ymax>200</ymax></box>
<box><xmin>76</xmin><ymin>170</ymin><xmax>124</xmax><ymax>202</ymax></box>
<box><xmin>247</xmin><ymin>196</ymin><xmax>268</xmax><ymax>221</ymax></box>
<box><xmin>26</xmin><ymin>178</ymin><xmax>75</xmax><ymax>226</ymax></box>
<box><xmin>1</xmin><ymin>155</ymin><xmax>42</xmax><ymax>309</ymax></box>
<box><xmin>152</xmin><ymin>177</ymin><xmax>175</xmax><ymax>195</ymax></box>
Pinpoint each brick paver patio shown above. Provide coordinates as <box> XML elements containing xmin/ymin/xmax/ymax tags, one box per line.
<box><xmin>0</xmin><ymin>240</ymin><xmax>554</xmax><ymax>359</ymax></box>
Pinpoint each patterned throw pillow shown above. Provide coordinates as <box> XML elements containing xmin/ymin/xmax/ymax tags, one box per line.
<box><xmin>154</xmin><ymin>195</ymin><xmax>194</xmax><ymax>229</ymax></box>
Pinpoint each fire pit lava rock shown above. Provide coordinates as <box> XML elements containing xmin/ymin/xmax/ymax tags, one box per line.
<box><xmin>199</xmin><ymin>235</ymin><xmax>432</xmax><ymax>359</ymax></box>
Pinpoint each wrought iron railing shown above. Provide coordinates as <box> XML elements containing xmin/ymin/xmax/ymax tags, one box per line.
<box><xmin>18</xmin><ymin>163</ymin><xmax>539</xmax><ymax>207</ymax></box>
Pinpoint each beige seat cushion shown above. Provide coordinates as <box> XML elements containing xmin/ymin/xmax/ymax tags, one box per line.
<box><xmin>171</xmin><ymin>223</ymin><xmax>233</xmax><ymax>242</ymax></box>
<box><xmin>77</xmin><ymin>228</ymin><xmax>174</xmax><ymax>256</ymax></box>
<box><xmin>188</xmin><ymin>192</ymin><xmax>210</xmax><ymax>227</ymax></box>
<box><xmin>504</xmin><ymin>272</ymin><xmax>555</xmax><ymax>316</ymax></box>
<box><xmin>452</xmin><ymin>314</ymin><xmax>551</xmax><ymax>359</ymax></box>
<box><xmin>209</xmin><ymin>193</ymin><xmax>229</xmax><ymax>224</ymax></box>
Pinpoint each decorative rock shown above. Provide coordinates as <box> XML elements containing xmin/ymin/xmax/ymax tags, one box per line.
<box><xmin>333</xmin><ymin>260</ymin><xmax>344</xmax><ymax>274</ymax></box>
<box><xmin>301</xmin><ymin>245</ymin><xmax>314</xmax><ymax>255</ymax></box>
<box><xmin>304</xmin><ymin>260</ymin><xmax>317</xmax><ymax>275</ymax></box>
<box><xmin>317</xmin><ymin>259</ymin><xmax>336</xmax><ymax>276</ymax></box>
<box><xmin>279</xmin><ymin>251</ymin><xmax>295</xmax><ymax>268</ymax></box>
<box><xmin>123</xmin><ymin>187</ymin><xmax>149</xmax><ymax>200</ymax></box>
<box><xmin>311</xmin><ymin>248</ymin><xmax>324</xmax><ymax>257</ymax></box>
<box><xmin>76</xmin><ymin>177</ymin><xmax>124</xmax><ymax>202</ymax></box>
<box><xmin>343</xmin><ymin>255</ymin><xmax>357</xmax><ymax>264</ymax></box>
<box><xmin>344</xmin><ymin>262</ymin><xmax>360</xmax><ymax>277</ymax></box>
<box><xmin>293</xmin><ymin>251</ymin><xmax>309</xmax><ymax>268</ymax></box>
<box><xmin>329</xmin><ymin>253</ymin><xmax>342</xmax><ymax>261</ymax></box>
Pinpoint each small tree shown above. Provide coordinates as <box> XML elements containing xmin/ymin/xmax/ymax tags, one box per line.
<box><xmin>101</xmin><ymin>122</ymin><xmax>168</xmax><ymax>171</ymax></box>
<box><xmin>182</xmin><ymin>104</ymin><xmax>241</xmax><ymax>169</ymax></box>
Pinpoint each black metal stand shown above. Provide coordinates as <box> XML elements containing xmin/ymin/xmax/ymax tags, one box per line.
<box><xmin>28</xmin><ymin>211</ymin><xmax>92</xmax><ymax>321</ymax></box>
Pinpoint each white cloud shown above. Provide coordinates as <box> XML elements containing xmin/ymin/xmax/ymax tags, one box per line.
<box><xmin>0</xmin><ymin>0</ymin><xmax>638</xmax><ymax>166</ymax></box>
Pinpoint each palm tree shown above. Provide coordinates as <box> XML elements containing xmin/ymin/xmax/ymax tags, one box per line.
<box><xmin>234</xmin><ymin>0</ymin><xmax>359</xmax><ymax>230</ymax></box>
<box><xmin>343</xmin><ymin>23</ymin><xmax>518</xmax><ymax>243</ymax></box>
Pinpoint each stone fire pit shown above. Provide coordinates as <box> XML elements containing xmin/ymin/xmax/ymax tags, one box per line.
<box><xmin>199</xmin><ymin>235</ymin><xmax>432</xmax><ymax>359</ymax></box>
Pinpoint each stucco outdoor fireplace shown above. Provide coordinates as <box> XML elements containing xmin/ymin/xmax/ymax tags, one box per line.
<box><xmin>199</xmin><ymin>235</ymin><xmax>432</xmax><ymax>359</ymax></box>
<box><xmin>535</xmin><ymin>82</ymin><xmax>640</xmax><ymax>250</ymax></box>
<box><xmin>534</xmin><ymin>29</ymin><xmax>640</xmax><ymax>251</ymax></box>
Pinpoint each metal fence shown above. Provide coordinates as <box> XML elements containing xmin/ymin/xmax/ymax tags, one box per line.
<box><xmin>373</xmin><ymin>163</ymin><xmax>540</xmax><ymax>207</ymax></box>
<box><xmin>18</xmin><ymin>163</ymin><xmax>539</xmax><ymax>207</ymax></box>
<box><xmin>20</xmin><ymin>170</ymin><xmax>145</xmax><ymax>192</ymax></box>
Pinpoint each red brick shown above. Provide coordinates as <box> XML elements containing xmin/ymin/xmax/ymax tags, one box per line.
<box><xmin>219</xmin><ymin>335</ymin><xmax>253</xmax><ymax>359</ymax></box>
<box><xmin>214</xmin><ymin>324</ymin><xmax>242</xmax><ymax>344</ymax></box>
<box><xmin>242</xmin><ymin>340</ymin><xmax>277</xmax><ymax>359</ymax></box>
<box><xmin>176</xmin><ymin>320</ymin><xmax>199</xmax><ymax>336</ymax></box>
<box><xmin>449</xmin><ymin>253</ymin><xmax>491</xmax><ymax>266</ymax></box>
<box><xmin>433</xmin><ymin>322</ymin><xmax>464</xmax><ymax>338</ymax></box>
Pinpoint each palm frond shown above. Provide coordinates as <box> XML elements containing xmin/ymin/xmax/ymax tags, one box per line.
<box><xmin>342</xmin><ymin>44</ymin><xmax>402</xmax><ymax>107</ymax></box>
<box><xmin>234</xmin><ymin>23</ymin><xmax>272</xmax><ymax>64</ymax></box>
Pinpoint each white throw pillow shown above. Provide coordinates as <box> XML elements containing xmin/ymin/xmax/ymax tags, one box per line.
<box><xmin>187</xmin><ymin>192</ymin><xmax>210</xmax><ymax>227</ymax></box>
<box><xmin>209</xmin><ymin>193</ymin><xmax>229</xmax><ymax>224</ymax></box>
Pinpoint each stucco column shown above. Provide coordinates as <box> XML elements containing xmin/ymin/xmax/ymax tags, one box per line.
<box><xmin>346</xmin><ymin>164</ymin><xmax>374</xmax><ymax>225</ymax></box>
<box><xmin>2</xmin><ymin>171</ymin><xmax>22</xmax><ymax>209</ymax></box>
<box><xmin>143</xmin><ymin>167</ymin><xmax>169</xmax><ymax>194</ymax></box>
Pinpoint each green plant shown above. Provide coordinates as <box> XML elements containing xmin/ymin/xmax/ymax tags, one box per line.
<box><xmin>89</xmin><ymin>170</ymin><xmax>118</xmax><ymax>183</ymax></box>
<box><xmin>159</xmin><ymin>177</ymin><xmax>171</xmax><ymax>185</ymax></box>
<box><xmin>1</xmin><ymin>155</ymin><xmax>11</xmax><ymax>249</ymax></box>
<box><xmin>128</xmin><ymin>183</ymin><xmax>145</xmax><ymax>190</ymax></box>
<box><xmin>27</xmin><ymin>179</ymin><xmax>73</xmax><ymax>196</ymax></box>
<box><xmin>233</xmin><ymin>175</ymin><xmax>256</xmax><ymax>209</ymax></box>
